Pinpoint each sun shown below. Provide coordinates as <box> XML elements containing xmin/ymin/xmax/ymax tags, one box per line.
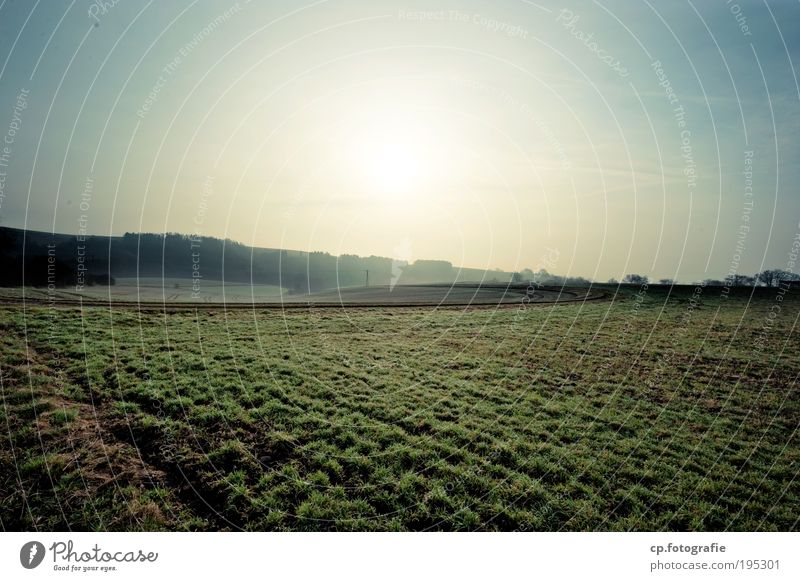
<box><xmin>367</xmin><ymin>142</ymin><xmax>420</xmax><ymax>192</ymax></box>
<box><xmin>342</xmin><ymin>114</ymin><xmax>435</xmax><ymax>197</ymax></box>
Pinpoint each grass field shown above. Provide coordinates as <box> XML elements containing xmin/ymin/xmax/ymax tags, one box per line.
<box><xmin>1</xmin><ymin>285</ymin><xmax>797</xmax><ymax>531</ymax></box>
<box><xmin>8</xmin><ymin>277</ymin><xmax>288</xmax><ymax>304</ymax></box>
<box><xmin>0</xmin><ymin>280</ymin><xmax>593</xmax><ymax>307</ymax></box>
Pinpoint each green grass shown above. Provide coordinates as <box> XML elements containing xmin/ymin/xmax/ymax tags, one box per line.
<box><xmin>1</xmin><ymin>286</ymin><xmax>798</xmax><ymax>531</ymax></box>
<box><xmin>51</xmin><ymin>408</ymin><xmax>78</xmax><ymax>424</ymax></box>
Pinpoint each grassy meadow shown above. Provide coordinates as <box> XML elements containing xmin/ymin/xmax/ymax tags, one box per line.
<box><xmin>1</xmin><ymin>286</ymin><xmax>797</xmax><ymax>531</ymax></box>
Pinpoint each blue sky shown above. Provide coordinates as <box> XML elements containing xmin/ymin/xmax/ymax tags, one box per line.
<box><xmin>0</xmin><ymin>0</ymin><xmax>798</xmax><ymax>282</ymax></box>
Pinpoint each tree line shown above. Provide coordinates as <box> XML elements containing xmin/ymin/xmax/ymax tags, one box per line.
<box><xmin>3</xmin><ymin>226</ymin><xmax>796</xmax><ymax>292</ymax></box>
<box><xmin>0</xmin><ymin>227</ymin><xmax>517</xmax><ymax>292</ymax></box>
<box><xmin>615</xmin><ymin>271</ymin><xmax>800</xmax><ymax>287</ymax></box>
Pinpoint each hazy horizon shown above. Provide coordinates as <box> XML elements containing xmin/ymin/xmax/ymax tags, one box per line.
<box><xmin>0</xmin><ymin>223</ymin><xmax>793</xmax><ymax>285</ymax></box>
<box><xmin>1</xmin><ymin>0</ymin><xmax>798</xmax><ymax>283</ymax></box>
<box><xmin>2</xmin><ymin>0</ymin><xmax>799</xmax><ymax>546</ymax></box>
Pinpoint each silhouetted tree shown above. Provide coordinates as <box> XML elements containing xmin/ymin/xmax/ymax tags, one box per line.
<box><xmin>623</xmin><ymin>274</ymin><xmax>648</xmax><ymax>285</ymax></box>
<box><xmin>756</xmin><ymin>269</ymin><xmax>799</xmax><ymax>287</ymax></box>
<box><xmin>725</xmin><ymin>274</ymin><xmax>755</xmax><ymax>287</ymax></box>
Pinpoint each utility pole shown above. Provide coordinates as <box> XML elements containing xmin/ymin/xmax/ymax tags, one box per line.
<box><xmin>364</xmin><ymin>269</ymin><xmax>369</xmax><ymax>287</ymax></box>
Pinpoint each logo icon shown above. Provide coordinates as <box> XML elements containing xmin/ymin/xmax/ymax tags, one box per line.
<box><xmin>20</xmin><ymin>541</ymin><xmax>46</xmax><ymax>569</ymax></box>
<box><xmin>390</xmin><ymin>237</ymin><xmax>412</xmax><ymax>290</ymax></box>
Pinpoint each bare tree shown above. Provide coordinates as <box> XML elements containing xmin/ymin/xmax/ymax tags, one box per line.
<box><xmin>757</xmin><ymin>269</ymin><xmax>799</xmax><ymax>287</ymax></box>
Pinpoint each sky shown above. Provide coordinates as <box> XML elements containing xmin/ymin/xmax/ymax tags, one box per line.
<box><xmin>0</xmin><ymin>0</ymin><xmax>798</xmax><ymax>282</ymax></box>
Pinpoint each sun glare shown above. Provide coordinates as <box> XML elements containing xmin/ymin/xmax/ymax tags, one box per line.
<box><xmin>343</xmin><ymin>114</ymin><xmax>439</xmax><ymax>198</ymax></box>
<box><xmin>367</xmin><ymin>142</ymin><xmax>420</xmax><ymax>192</ymax></box>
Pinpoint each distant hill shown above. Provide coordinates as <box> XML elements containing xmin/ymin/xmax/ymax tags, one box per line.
<box><xmin>0</xmin><ymin>227</ymin><xmax>516</xmax><ymax>293</ymax></box>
